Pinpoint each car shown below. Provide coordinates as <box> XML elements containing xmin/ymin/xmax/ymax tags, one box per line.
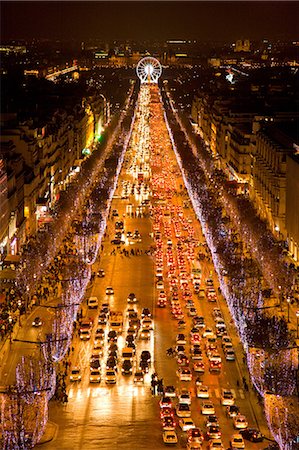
<box><xmin>208</xmin><ymin>439</ymin><xmax>224</xmax><ymax>450</ymax></box>
<box><xmin>176</xmin><ymin>333</ymin><xmax>187</xmax><ymax>345</ymax></box>
<box><xmin>201</xmin><ymin>402</ymin><xmax>215</xmax><ymax>415</ymax></box>
<box><xmin>157</xmin><ymin>280</ymin><xmax>164</xmax><ymax>289</ymax></box>
<box><xmin>89</xmin><ymin>369</ymin><xmax>101</xmax><ymax>383</ymax></box>
<box><xmin>205</xmin><ymin>415</ymin><xmax>219</xmax><ymax>428</ymax></box>
<box><xmin>157</xmin><ymin>298</ymin><xmax>167</xmax><ymax>308</ymax></box>
<box><xmin>87</xmin><ymin>296</ymin><xmax>99</xmax><ymax>309</ymax></box>
<box><xmin>186</xmin><ymin>442</ymin><xmax>202</xmax><ymax>450</ymax></box>
<box><xmin>160</xmin><ymin>396</ymin><xmax>173</xmax><ymax>409</ymax></box>
<box><xmin>193</xmin><ymin>361</ymin><xmax>205</xmax><ymax>374</ymax></box>
<box><xmin>202</xmin><ymin>328</ymin><xmax>215</xmax><ymax>338</ymax></box>
<box><xmin>111</xmin><ymin>239</ymin><xmax>121</xmax><ymax>245</ymax></box>
<box><xmin>207</xmin><ymin>425</ymin><xmax>222</xmax><ymax>440</ymax></box>
<box><xmin>140</xmin><ymin>328</ymin><xmax>150</xmax><ymax>340</ymax></box>
<box><xmin>225</xmin><ymin>350</ymin><xmax>236</xmax><ymax>361</ymax></box>
<box><xmin>240</xmin><ymin>428</ymin><xmax>263</xmax><ymax>442</ymax></box>
<box><xmin>105</xmin><ymin>287</ymin><xmax>114</xmax><ymax>296</ymax></box>
<box><xmin>139</xmin><ymin>360</ymin><xmax>149</xmax><ymax>373</ymax></box>
<box><xmin>164</xmin><ymin>385</ymin><xmax>176</xmax><ymax>398</ymax></box>
<box><xmin>221</xmin><ymin>389</ymin><xmax>235</xmax><ymax>406</ymax></box>
<box><xmin>191</xmin><ymin>348</ymin><xmax>203</xmax><ymax>360</ymax></box>
<box><xmin>105</xmin><ymin>369</ymin><xmax>117</xmax><ymax>384</ymax></box>
<box><xmin>142</xmin><ymin>317</ymin><xmax>153</xmax><ymax>330</ymax></box>
<box><xmin>90</xmin><ymin>357</ymin><xmax>101</xmax><ymax>370</ymax></box>
<box><xmin>226</xmin><ymin>405</ymin><xmax>240</xmax><ymax>418</ymax></box>
<box><xmin>70</xmin><ymin>367</ymin><xmax>81</xmax><ymax>382</ymax></box>
<box><xmin>97</xmin><ymin>315</ymin><xmax>107</xmax><ymax>327</ymax></box>
<box><xmin>177</xmin><ymin>368</ymin><xmax>192</xmax><ymax>381</ymax></box>
<box><xmin>178</xmin><ymin>390</ymin><xmax>192</xmax><ymax>405</ymax></box>
<box><xmin>178</xmin><ymin>320</ymin><xmax>186</xmax><ymax>329</ymax></box>
<box><xmin>209</xmin><ymin>360</ymin><xmax>221</xmax><ymax>373</ymax></box>
<box><xmin>108</xmin><ymin>330</ymin><xmax>117</xmax><ymax>342</ymax></box>
<box><xmin>106</xmin><ymin>356</ymin><xmax>117</xmax><ymax>370</ymax></box>
<box><xmin>176</xmin><ymin>403</ymin><xmax>191</xmax><ymax>418</ymax></box>
<box><xmin>121</xmin><ymin>360</ymin><xmax>133</xmax><ymax>375</ymax></box>
<box><xmin>127</xmin><ymin>292</ymin><xmax>137</xmax><ymax>303</ymax></box>
<box><xmin>179</xmin><ymin>418</ymin><xmax>196</xmax><ymax>431</ymax></box>
<box><xmin>230</xmin><ymin>434</ymin><xmax>245</xmax><ymax>449</ymax></box>
<box><xmin>133</xmin><ymin>371</ymin><xmax>144</xmax><ymax>383</ymax></box>
<box><xmin>140</xmin><ymin>350</ymin><xmax>151</xmax><ymax>363</ymax></box>
<box><xmin>32</xmin><ymin>316</ymin><xmax>42</xmax><ymax>327</ymax></box>
<box><xmin>160</xmin><ymin>408</ymin><xmax>175</xmax><ymax>419</ymax></box>
<box><xmin>141</xmin><ymin>308</ymin><xmax>151</xmax><ymax>318</ymax></box>
<box><xmin>97</xmin><ymin>269</ymin><xmax>105</xmax><ymax>277</ymax></box>
<box><xmin>177</xmin><ymin>354</ymin><xmax>189</xmax><ymax>366</ymax></box>
<box><xmin>79</xmin><ymin>329</ymin><xmax>91</xmax><ymax>341</ymax></box>
<box><xmin>196</xmin><ymin>384</ymin><xmax>209</xmax><ymax>399</ymax></box>
<box><xmin>233</xmin><ymin>415</ymin><xmax>248</xmax><ymax>430</ymax></box>
<box><xmin>162</xmin><ymin>430</ymin><xmax>178</xmax><ymax>445</ymax></box>
<box><xmin>162</xmin><ymin>417</ymin><xmax>176</xmax><ymax>430</ymax></box>
<box><xmin>187</xmin><ymin>427</ymin><xmax>204</xmax><ymax>444</ymax></box>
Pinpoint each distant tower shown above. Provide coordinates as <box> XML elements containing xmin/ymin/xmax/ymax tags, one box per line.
<box><xmin>234</xmin><ymin>39</ymin><xmax>250</xmax><ymax>52</ymax></box>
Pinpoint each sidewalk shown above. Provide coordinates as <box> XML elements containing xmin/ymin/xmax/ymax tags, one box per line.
<box><xmin>36</xmin><ymin>421</ymin><xmax>58</xmax><ymax>446</ymax></box>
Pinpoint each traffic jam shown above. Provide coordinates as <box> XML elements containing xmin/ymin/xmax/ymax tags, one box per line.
<box><xmin>67</xmin><ymin>83</ymin><xmax>264</xmax><ymax>449</ymax></box>
<box><xmin>147</xmin><ymin>84</ymin><xmax>263</xmax><ymax>449</ymax></box>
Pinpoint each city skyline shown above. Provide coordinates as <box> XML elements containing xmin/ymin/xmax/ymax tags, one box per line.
<box><xmin>1</xmin><ymin>1</ymin><xmax>299</xmax><ymax>42</ymax></box>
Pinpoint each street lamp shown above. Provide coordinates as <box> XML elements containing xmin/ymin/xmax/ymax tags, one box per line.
<box><xmin>17</xmin><ymin>300</ymin><xmax>22</xmax><ymax>326</ymax></box>
<box><xmin>296</xmin><ymin>310</ymin><xmax>299</xmax><ymax>339</ymax></box>
<box><xmin>8</xmin><ymin>316</ymin><xmax>13</xmax><ymax>343</ymax></box>
<box><xmin>287</xmin><ymin>297</ymin><xmax>291</xmax><ymax>323</ymax></box>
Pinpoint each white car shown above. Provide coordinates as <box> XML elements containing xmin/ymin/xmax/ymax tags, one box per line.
<box><xmin>142</xmin><ymin>318</ymin><xmax>153</xmax><ymax>330</ymax></box>
<box><xmin>230</xmin><ymin>434</ymin><xmax>245</xmax><ymax>449</ymax></box>
<box><xmin>179</xmin><ymin>418</ymin><xmax>196</xmax><ymax>431</ymax></box>
<box><xmin>156</xmin><ymin>280</ymin><xmax>164</xmax><ymax>290</ymax></box>
<box><xmin>89</xmin><ymin>369</ymin><xmax>101</xmax><ymax>383</ymax></box>
<box><xmin>208</xmin><ymin>439</ymin><xmax>225</xmax><ymax>450</ymax></box>
<box><xmin>162</xmin><ymin>430</ymin><xmax>178</xmax><ymax>445</ymax></box>
<box><xmin>233</xmin><ymin>415</ymin><xmax>248</xmax><ymax>430</ymax></box>
<box><xmin>140</xmin><ymin>328</ymin><xmax>150</xmax><ymax>340</ymax></box>
<box><xmin>193</xmin><ymin>361</ymin><xmax>205</xmax><ymax>374</ymax></box>
<box><xmin>105</xmin><ymin>369</ymin><xmax>117</xmax><ymax>384</ymax></box>
<box><xmin>221</xmin><ymin>389</ymin><xmax>235</xmax><ymax>406</ymax></box>
<box><xmin>177</xmin><ymin>368</ymin><xmax>192</xmax><ymax>381</ymax></box>
<box><xmin>106</xmin><ymin>287</ymin><xmax>114</xmax><ymax>295</ymax></box>
<box><xmin>225</xmin><ymin>350</ymin><xmax>236</xmax><ymax>361</ymax></box>
<box><xmin>196</xmin><ymin>384</ymin><xmax>209</xmax><ymax>399</ymax></box>
<box><xmin>178</xmin><ymin>390</ymin><xmax>192</xmax><ymax>405</ymax></box>
<box><xmin>186</xmin><ymin>442</ymin><xmax>202</xmax><ymax>450</ymax></box>
<box><xmin>201</xmin><ymin>401</ymin><xmax>215</xmax><ymax>415</ymax></box>
<box><xmin>209</xmin><ymin>353</ymin><xmax>222</xmax><ymax>364</ymax></box>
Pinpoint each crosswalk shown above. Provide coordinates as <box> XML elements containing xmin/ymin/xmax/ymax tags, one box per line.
<box><xmin>189</xmin><ymin>387</ymin><xmax>246</xmax><ymax>400</ymax></box>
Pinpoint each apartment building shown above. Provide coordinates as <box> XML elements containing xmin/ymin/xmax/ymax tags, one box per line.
<box><xmin>0</xmin><ymin>95</ymin><xmax>107</xmax><ymax>259</ymax></box>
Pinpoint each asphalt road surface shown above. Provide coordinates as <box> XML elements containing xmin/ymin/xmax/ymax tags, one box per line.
<box><xmin>39</xmin><ymin>85</ymin><xmax>270</xmax><ymax>449</ymax></box>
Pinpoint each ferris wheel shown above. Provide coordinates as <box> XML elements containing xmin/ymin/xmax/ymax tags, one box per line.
<box><xmin>136</xmin><ymin>57</ymin><xmax>162</xmax><ymax>84</ymax></box>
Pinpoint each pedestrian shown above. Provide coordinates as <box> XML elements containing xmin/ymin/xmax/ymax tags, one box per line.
<box><xmin>236</xmin><ymin>380</ymin><xmax>240</xmax><ymax>388</ymax></box>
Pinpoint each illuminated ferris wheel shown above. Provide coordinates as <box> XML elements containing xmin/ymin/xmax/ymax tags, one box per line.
<box><xmin>136</xmin><ymin>57</ymin><xmax>162</xmax><ymax>84</ymax></box>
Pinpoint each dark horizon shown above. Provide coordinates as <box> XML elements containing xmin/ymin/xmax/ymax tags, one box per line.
<box><xmin>1</xmin><ymin>1</ymin><xmax>299</xmax><ymax>43</ymax></box>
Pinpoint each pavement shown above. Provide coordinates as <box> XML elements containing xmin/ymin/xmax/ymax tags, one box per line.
<box><xmin>36</xmin><ymin>422</ymin><xmax>58</xmax><ymax>446</ymax></box>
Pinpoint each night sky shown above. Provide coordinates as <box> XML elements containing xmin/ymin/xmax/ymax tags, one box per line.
<box><xmin>1</xmin><ymin>1</ymin><xmax>299</xmax><ymax>42</ymax></box>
